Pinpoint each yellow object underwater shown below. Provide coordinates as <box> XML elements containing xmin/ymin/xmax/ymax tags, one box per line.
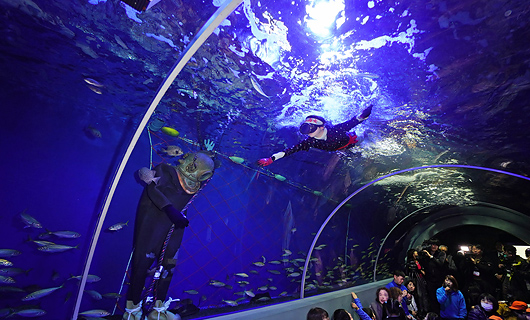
<box><xmin>161</xmin><ymin>127</ymin><xmax>180</xmax><ymax>137</ymax></box>
<box><xmin>229</xmin><ymin>156</ymin><xmax>245</xmax><ymax>164</ymax></box>
<box><xmin>274</xmin><ymin>174</ymin><xmax>286</xmax><ymax>181</ymax></box>
<box><xmin>313</xmin><ymin>191</ymin><xmax>323</xmax><ymax>196</ymax></box>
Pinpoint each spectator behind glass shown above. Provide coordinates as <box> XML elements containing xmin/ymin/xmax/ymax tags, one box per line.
<box><xmin>524</xmin><ymin>248</ymin><xmax>530</xmax><ymax>302</ymax></box>
<box><xmin>333</xmin><ymin>309</ymin><xmax>353</xmax><ymax>320</ymax></box>
<box><xmin>467</xmin><ymin>293</ymin><xmax>499</xmax><ymax>320</ymax></box>
<box><xmin>387</xmin><ymin>287</ymin><xmax>411</xmax><ymax>320</ymax></box>
<box><xmin>439</xmin><ymin>245</ymin><xmax>458</xmax><ymax>279</ymax></box>
<box><xmin>499</xmin><ymin>300</ymin><xmax>528</xmax><ymax>320</ymax></box>
<box><xmin>464</xmin><ymin>244</ymin><xmax>495</xmax><ymax>307</ymax></box>
<box><xmin>406</xmin><ymin>249</ymin><xmax>429</xmax><ymax>314</ymax></box>
<box><xmin>363</xmin><ymin>308</ymin><xmax>377</xmax><ymax>320</ymax></box>
<box><xmin>436</xmin><ymin>275</ymin><xmax>467</xmax><ymax>320</ymax></box>
<box><xmin>308</xmin><ymin>307</ymin><xmax>330</xmax><ymax>320</ymax></box>
<box><xmin>386</xmin><ymin>270</ymin><xmax>411</xmax><ymax>317</ymax></box>
<box><xmin>421</xmin><ymin>239</ymin><xmax>447</xmax><ymax>315</ymax></box>
<box><xmin>424</xmin><ymin>312</ymin><xmax>440</xmax><ymax>320</ymax></box>
<box><xmin>351</xmin><ymin>292</ymin><xmax>372</xmax><ymax>320</ymax></box>
<box><xmin>498</xmin><ymin>245</ymin><xmax>528</xmax><ymax>301</ymax></box>
<box><xmin>371</xmin><ymin>287</ymin><xmax>391</xmax><ymax>320</ymax></box>
<box><xmin>385</xmin><ymin>298</ymin><xmax>407</xmax><ymax>320</ymax></box>
<box><xmin>404</xmin><ymin>279</ymin><xmax>419</xmax><ymax>318</ymax></box>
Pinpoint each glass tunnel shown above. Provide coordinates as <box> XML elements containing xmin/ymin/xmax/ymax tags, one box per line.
<box><xmin>1</xmin><ymin>0</ymin><xmax>529</xmax><ymax>318</ymax></box>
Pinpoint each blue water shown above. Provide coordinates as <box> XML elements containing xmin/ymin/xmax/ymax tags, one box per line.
<box><xmin>1</xmin><ymin>0</ymin><xmax>529</xmax><ymax>318</ymax></box>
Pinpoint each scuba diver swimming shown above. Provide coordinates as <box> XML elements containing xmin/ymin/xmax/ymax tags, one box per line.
<box><xmin>124</xmin><ymin>151</ymin><xmax>216</xmax><ymax>320</ymax></box>
<box><xmin>257</xmin><ymin>105</ymin><xmax>373</xmax><ymax>166</ymax></box>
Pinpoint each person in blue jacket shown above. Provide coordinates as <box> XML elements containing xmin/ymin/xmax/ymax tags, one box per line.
<box><xmin>386</xmin><ymin>270</ymin><xmax>412</xmax><ymax>318</ymax></box>
<box><xmin>351</xmin><ymin>291</ymin><xmax>375</xmax><ymax>320</ymax></box>
<box><xmin>436</xmin><ymin>275</ymin><xmax>467</xmax><ymax>320</ymax></box>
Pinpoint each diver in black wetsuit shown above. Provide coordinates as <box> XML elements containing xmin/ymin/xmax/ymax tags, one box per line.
<box><xmin>124</xmin><ymin>151</ymin><xmax>215</xmax><ymax>320</ymax></box>
<box><xmin>257</xmin><ymin>105</ymin><xmax>373</xmax><ymax>167</ymax></box>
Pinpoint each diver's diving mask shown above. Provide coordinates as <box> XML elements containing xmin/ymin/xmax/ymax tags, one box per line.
<box><xmin>300</xmin><ymin>116</ymin><xmax>325</xmax><ymax>135</ymax></box>
<box><xmin>176</xmin><ymin>152</ymin><xmax>214</xmax><ymax>194</ymax></box>
<box><xmin>299</xmin><ymin>123</ymin><xmax>323</xmax><ymax>134</ymax></box>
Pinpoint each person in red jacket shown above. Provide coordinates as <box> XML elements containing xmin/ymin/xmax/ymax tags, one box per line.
<box><xmin>257</xmin><ymin>105</ymin><xmax>373</xmax><ymax>166</ymax></box>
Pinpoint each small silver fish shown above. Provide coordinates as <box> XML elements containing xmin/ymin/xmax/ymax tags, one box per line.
<box><xmin>250</xmin><ymin>76</ymin><xmax>270</xmax><ymax>98</ymax></box>
<box><xmin>87</xmin><ymin>85</ymin><xmax>103</xmax><ymax>94</ymax></box>
<box><xmin>0</xmin><ymin>275</ymin><xmax>15</xmax><ymax>284</ymax></box>
<box><xmin>48</xmin><ymin>230</ymin><xmax>81</xmax><ymax>239</ymax></box>
<box><xmin>85</xmin><ymin>289</ymin><xmax>102</xmax><ymax>300</ymax></box>
<box><xmin>69</xmin><ymin>274</ymin><xmax>101</xmax><ymax>283</ymax></box>
<box><xmin>38</xmin><ymin>244</ymin><xmax>78</xmax><ymax>253</ymax></box>
<box><xmin>223</xmin><ymin>300</ymin><xmax>238</xmax><ymax>307</ymax></box>
<box><xmin>85</xmin><ymin>125</ymin><xmax>102</xmax><ymax>138</ymax></box>
<box><xmin>114</xmin><ymin>34</ymin><xmax>129</xmax><ymax>49</ymax></box>
<box><xmin>22</xmin><ymin>284</ymin><xmax>64</xmax><ymax>301</ymax></box>
<box><xmin>107</xmin><ymin>221</ymin><xmax>128</xmax><ymax>231</ymax></box>
<box><xmin>9</xmin><ymin>309</ymin><xmax>46</xmax><ymax>317</ymax></box>
<box><xmin>20</xmin><ymin>210</ymin><xmax>43</xmax><ymax>229</ymax></box>
<box><xmin>84</xmin><ymin>78</ymin><xmax>104</xmax><ymax>87</ymax></box>
<box><xmin>209</xmin><ymin>280</ymin><xmax>225</xmax><ymax>287</ymax></box>
<box><xmin>161</xmin><ymin>145</ymin><xmax>183</xmax><ymax>157</ymax></box>
<box><xmin>102</xmin><ymin>292</ymin><xmax>122</xmax><ymax>299</ymax></box>
<box><xmin>244</xmin><ymin>290</ymin><xmax>255</xmax><ymax>297</ymax></box>
<box><xmin>29</xmin><ymin>238</ymin><xmax>56</xmax><ymax>247</ymax></box>
<box><xmin>138</xmin><ymin>167</ymin><xmax>160</xmax><ymax>185</ymax></box>
<box><xmin>352</xmin><ymin>72</ymin><xmax>380</xmax><ymax>79</ymax></box>
<box><xmin>235</xmin><ymin>273</ymin><xmax>249</xmax><ymax>278</ymax></box>
<box><xmin>78</xmin><ymin>309</ymin><xmax>111</xmax><ymax>317</ymax></box>
<box><xmin>0</xmin><ymin>249</ymin><xmax>21</xmax><ymax>258</ymax></box>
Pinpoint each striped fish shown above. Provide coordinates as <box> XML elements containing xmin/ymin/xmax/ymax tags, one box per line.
<box><xmin>22</xmin><ymin>284</ymin><xmax>64</xmax><ymax>301</ymax></box>
<box><xmin>20</xmin><ymin>210</ymin><xmax>43</xmax><ymax>229</ymax></box>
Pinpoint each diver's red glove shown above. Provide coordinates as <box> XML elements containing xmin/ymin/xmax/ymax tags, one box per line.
<box><xmin>257</xmin><ymin>157</ymin><xmax>273</xmax><ymax>167</ymax></box>
<box><xmin>163</xmin><ymin>205</ymin><xmax>189</xmax><ymax>229</ymax></box>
